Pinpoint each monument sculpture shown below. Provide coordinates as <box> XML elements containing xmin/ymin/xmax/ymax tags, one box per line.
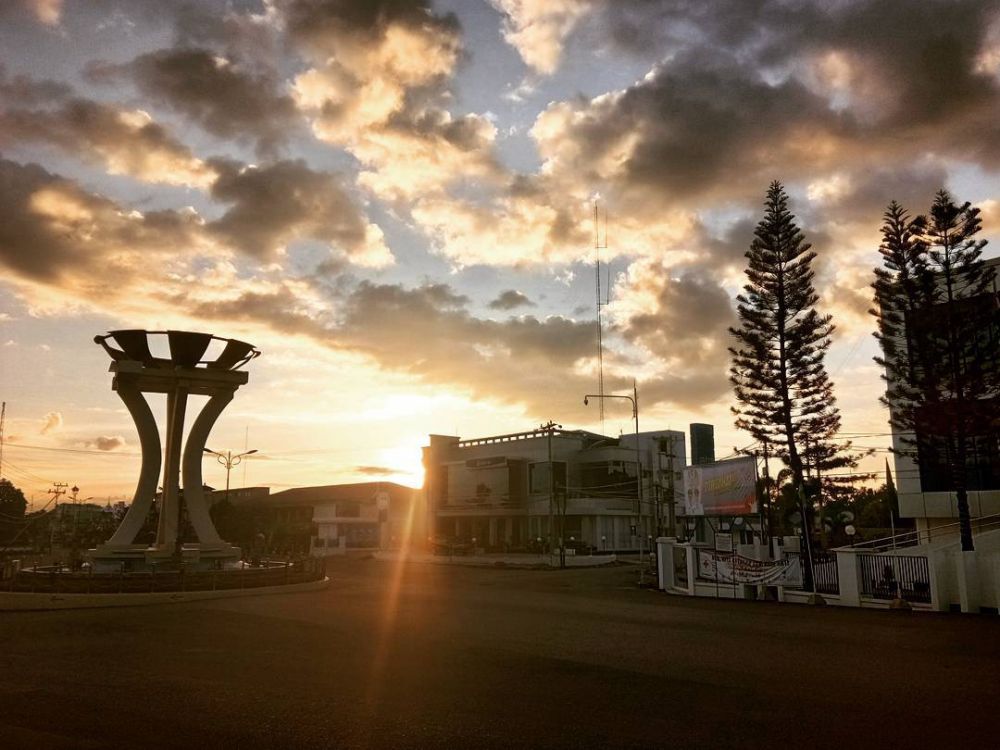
<box><xmin>90</xmin><ymin>330</ymin><xmax>260</xmax><ymax>571</ymax></box>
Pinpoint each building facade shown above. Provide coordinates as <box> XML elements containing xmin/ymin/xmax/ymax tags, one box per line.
<box><xmin>888</xmin><ymin>257</ymin><xmax>1000</xmax><ymax>536</ymax></box>
<box><xmin>689</xmin><ymin>423</ymin><xmax>716</xmax><ymax>466</ymax></box>
<box><xmin>228</xmin><ymin>482</ymin><xmax>420</xmax><ymax>556</ymax></box>
<box><xmin>422</xmin><ymin>427</ymin><xmax>685</xmax><ymax>552</ymax></box>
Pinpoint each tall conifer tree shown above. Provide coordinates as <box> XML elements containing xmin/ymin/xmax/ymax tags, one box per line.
<box><xmin>872</xmin><ymin>191</ymin><xmax>997</xmax><ymax>552</ymax></box>
<box><xmin>730</xmin><ymin>182</ymin><xmax>852</xmax><ymax>571</ymax></box>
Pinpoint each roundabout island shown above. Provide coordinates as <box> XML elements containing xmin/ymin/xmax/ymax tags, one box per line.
<box><xmin>0</xmin><ymin>330</ymin><xmax>328</xmax><ymax>610</ymax></box>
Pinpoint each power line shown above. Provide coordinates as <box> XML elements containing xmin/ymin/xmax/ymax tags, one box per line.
<box><xmin>0</xmin><ymin>457</ymin><xmax>55</xmax><ymax>485</ymax></box>
<box><xmin>3</xmin><ymin>442</ymin><xmax>142</xmax><ymax>457</ymax></box>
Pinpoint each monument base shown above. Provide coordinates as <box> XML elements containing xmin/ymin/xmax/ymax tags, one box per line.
<box><xmin>88</xmin><ymin>543</ymin><xmax>242</xmax><ymax>573</ymax></box>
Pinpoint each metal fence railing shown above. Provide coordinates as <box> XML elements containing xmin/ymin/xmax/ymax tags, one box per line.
<box><xmin>1</xmin><ymin>557</ymin><xmax>327</xmax><ymax>595</ymax></box>
<box><xmin>811</xmin><ymin>553</ymin><xmax>840</xmax><ymax>596</ymax></box>
<box><xmin>858</xmin><ymin>553</ymin><xmax>931</xmax><ymax>604</ymax></box>
<box><xmin>850</xmin><ymin>513</ymin><xmax>1000</xmax><ymax>552</ymax></box>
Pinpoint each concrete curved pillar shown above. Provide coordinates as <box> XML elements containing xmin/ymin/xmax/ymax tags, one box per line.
<box><xmin>155</xmin><ymin>388</ymin><xmax>188</xmax><ymax>551</ymax></box>
<box><xmin>181</xmin><ymin>391</ymin><xmax>235</xmax><ymax>546</ymax></box>
<box><xmin>107</xmin><ymin>386</ymin><xmax>162</xmax><ymax>546</ymax></box>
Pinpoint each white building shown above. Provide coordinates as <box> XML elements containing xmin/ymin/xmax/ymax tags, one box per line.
<box><xmin>888</xmin><ymin>256</ymin><xmax>1000</xmax><ymax>538</ymax></box>
<box><xmin>223</xmin><ymin>482</ymin><xmax>420</xmax><ymax>556</ymax></box>
<box><xmin>422</xmin><ymin>427</ymin><xmax>685</xmax><ymax>552</ymax></box>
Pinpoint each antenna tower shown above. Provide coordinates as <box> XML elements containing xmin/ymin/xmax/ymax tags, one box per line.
<box><xmin>0</xmin><ymin>401</ymin><xmax>5</xmax><ymax>480</ymax></box>
<box><xmin>594</xmin><ymin>202</ymin><xmax>609</xmax><ymax>432</ymax></box>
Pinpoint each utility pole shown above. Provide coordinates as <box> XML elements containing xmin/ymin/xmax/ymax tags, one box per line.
<box><xmin>762</xmin><ymin>437</ymin><xmax>772</xmax><ymax>545</ymax></box>
<box><xmin>541</xmin><ymin>421</ymin><xmax>564</xmax><ymax>569</ymax></box>
<box><xmin>654</xmin><ymin>452</ymin><xmax>662</xmax><ymax>539</ymax></box>
<box><xmin>547</xmin><ymin>424</ymin><xmax>553</xmax><ymax>565</ymax></box>
<box><xmin>48</xmin><ymin>483</ymin><xmax>67</xmax><ymax>506</ymax></box>
<box><xmin>666</xmin><ymin>438</ymin><xmax>676</xmax><ymax>538</ymax></box>
<box><xmin>47</xmin><ymin>482</ymin><xmax>68</xmax><ymax>552</ymax></box>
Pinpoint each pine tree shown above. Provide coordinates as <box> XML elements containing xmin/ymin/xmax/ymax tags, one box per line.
<box><xmin>872</xmin><ymin>191</ymin><xmax>997</xmax><ymax>552</ymax></box>
<box><xmin>872</xmin><ymin>201</ymin><xmax>936</xmax><ymax>424</ymax></box>
<box><xmin>730</xmin><ymin>182</ymin><xmax>855</xmax><ymax>574</ymax></box>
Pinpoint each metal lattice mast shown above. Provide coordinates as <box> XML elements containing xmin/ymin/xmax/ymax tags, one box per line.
<box><xmin>594</xmin><ymin>203</ymin><xmax>608</xmax><ymax>433</ymax></box>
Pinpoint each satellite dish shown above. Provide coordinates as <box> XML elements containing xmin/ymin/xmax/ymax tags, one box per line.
<box><xmin>839</xmin><ymin>510</ymin><xmax>855</xmax><ymax>523</ymax></box>
<box><xmin>733</xmin><ymin>517</ymin><xmax>745</xmax><ymax>527</ymax></box>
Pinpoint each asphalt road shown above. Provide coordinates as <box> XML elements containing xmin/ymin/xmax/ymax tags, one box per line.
<box><xmin>1</xmin><ymin>558</ymin><xmax>997</xmax><ymax>749</ymax></box>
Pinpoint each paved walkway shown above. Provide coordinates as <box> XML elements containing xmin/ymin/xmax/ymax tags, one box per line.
<box><xmin>373</xmin><ymin>550</ymin><xmax>618</xmax><ymax>567</ymax></box>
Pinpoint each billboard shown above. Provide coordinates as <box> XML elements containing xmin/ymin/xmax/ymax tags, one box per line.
<box><xmin>683</xmin><ymin>456</ymin><xmax>757</xmax><ymax>516</ymax></box>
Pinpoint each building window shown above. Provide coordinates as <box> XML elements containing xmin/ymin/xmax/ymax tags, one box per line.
<box><xmin>447</xmin><ymin>462</ymin><xmax>509</xmax><ymax>506</ymax></box>
<box><xmin>336</xmin><ymin>501</ymin><xmax>361</xmax><ymax>517</ymax></box>
<box><xmin>917</xmin><ymin>422</ymin><xmax>1000</xmax><ymax>492</ymax></box>
<box><xmin>578</xmin><ymin>461</ymin><xmax>638</xmax><ymax>498</ymax></box>
<box><xmin>529</xmin><ymin>461</ymin><xmax>567</xmax><ymax>494</ymax></box>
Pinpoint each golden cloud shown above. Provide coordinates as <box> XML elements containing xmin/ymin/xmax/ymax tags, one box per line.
<box><xmin>490</xmin><ymin>0</ymin><xmax>593</xmax><ymax>75</ymax></box>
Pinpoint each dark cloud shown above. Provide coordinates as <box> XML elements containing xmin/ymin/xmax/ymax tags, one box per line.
<box><xmin>539</xmin><ymin>0</ymin><xmax>1000</xmax><ymax>221</ymax></box>
<box><xmin>185</xmin><ymin>279</ymin><xmax>601</xmax><ymax>413</ymax></box>
<box><xmin>701</xmin><ymin>217</ymin><xmax>757</xmax><ymax>272</ymax></box>
<box><xmin>206</xmin><ymin>158</ymin><xmax>388</xmax><ymax>263</ymax></box>
<box><xmin>95</xmin><ymin>47</ymin><xmax>300</xmax><ymax>156</ymax></box>
<box><xmin>805</xmin><ymin>166</ymin><xmax>951</xmax><ymax>226</ymax></box>
<box><xmin>0</xmin><ymin>93</ymin><xmax>211</xmax><ymax>186</ymax></box>
<box><xmin>89</xmin><ymin>435</ymin><xmax>127</xmax><ymax>451</ymax></box>
<box><xmin>182</xmin><ymin>273</ymin><xmax>732</xmax><ymax>413</ymax></box>
<box><xmin>621</xmin><ymin>267</ymin><xmax>736</xmax><ymax>370</ymax></box>
<box><xmin>542</xmin><ymin>53</ymin><xmax>860</xmax><ymax>208</ymax></box>
<box><xmin>0</xmin><ymin>65</ymin><xmax>71</xmax><ymax>105</ymax></box>
<box><xmin>488</xmin><ymin>289</ymin><xmax>535</xmax><ymax>310</ymax></box>
<box><xmin>0</xmin><ymin>157</ymin><xmax>202</xmax><ymax>283</ymax></box>
<box><xmin>279</xmin><ymin>0</ymin><xmax>461</xmax><ymax>56</ymax></box>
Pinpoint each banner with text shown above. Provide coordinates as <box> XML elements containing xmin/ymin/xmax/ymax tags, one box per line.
<box><xmin>683</xmin><ymin>456</ymin><xmax>758</xmax><ymax>516</ymax></box>
<box><xmin>697</xmin><ymin>550</ymin><xmax>803</xmax><ymax>587</ymax></box>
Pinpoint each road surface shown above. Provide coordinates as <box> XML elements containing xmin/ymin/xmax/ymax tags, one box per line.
<box><xmin>1</xmin><ymin>558</ymin><xmax>997</xmax><ymax>748</ymax></box>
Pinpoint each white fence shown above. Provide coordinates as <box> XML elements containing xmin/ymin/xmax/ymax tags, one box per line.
<box><xmin>658</xmin><ymin>516</ymin><xmax>1000</xmax><ymax>614</ymax></box>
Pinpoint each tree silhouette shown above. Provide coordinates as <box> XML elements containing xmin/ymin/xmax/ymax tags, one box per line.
<box><xmin>0</xmin><ymin>478</ymin><xmax>28</xmax><ymax>544</ymax></box>
<box><xmin>872</xmin><ymin>191</ymin><xmax>997</xmax><ymax>551</ymax></box>
<box><xmin>730</xmin><ymin>182</ymin><xmax>856</xmax><ymax>576</ymax></box>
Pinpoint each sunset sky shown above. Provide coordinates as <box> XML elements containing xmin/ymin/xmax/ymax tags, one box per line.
<box><xmin>1</xmin><ymin>0</ymin><xmax>998</xmax><ymax>505</ymax></box>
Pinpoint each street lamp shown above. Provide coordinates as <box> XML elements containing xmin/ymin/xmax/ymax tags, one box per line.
<box><xmin>584</xmin><ymin>383</ymin><xmax>644</xmax><ymax>580</ymax></box>
<box><xmin>203</xmin><ymin>448</ymin><xmax>258</xmax><ymax>505</ymax></box>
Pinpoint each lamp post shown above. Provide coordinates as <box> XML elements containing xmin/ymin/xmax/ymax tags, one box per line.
<box><xmin>584</xmin><ymin>383</ymin><xmax>644</xmax><ymax>582</ymax></box>
<box><xmin>203</xmin><ymin>448</ymin><xmax>258</xmax><ymax>505</ymax></box>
